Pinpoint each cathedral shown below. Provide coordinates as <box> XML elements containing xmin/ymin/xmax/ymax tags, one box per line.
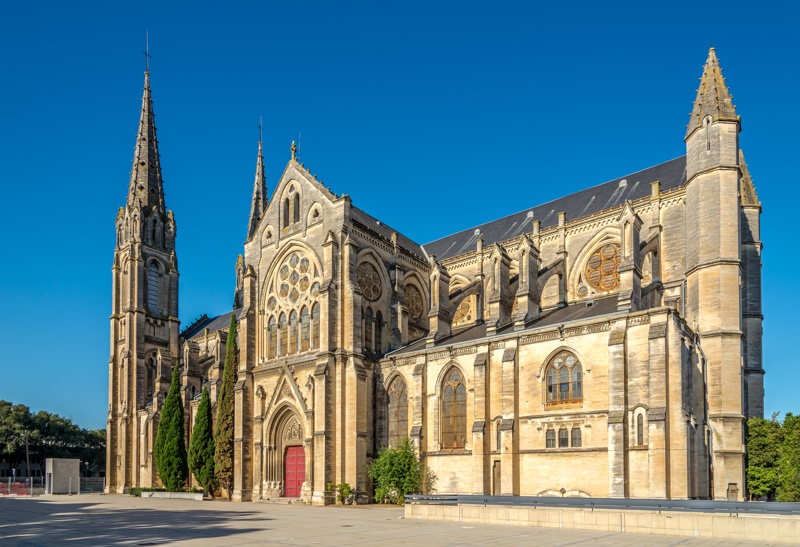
<box><xmin>107</xmin><ymin>48</ymin><xmax>763</xmax><ymax>503</ymax></box>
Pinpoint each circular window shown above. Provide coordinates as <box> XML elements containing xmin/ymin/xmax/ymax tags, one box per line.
<box><xmin>357</xmin><ymin>262</ymin><xmax>382</xmax><ymax>301</ymax></box>
<box><xmin>406</xmin><ymin>285</ymin><xmax>423</xmax><ymax>320</ymax></box>
<box><xmin>585</xmin><ymin>243</ymin><xmax>621</xmax><ymax>292</ymax></box>
<box><xmin>453</xmin><ymin>299</ymin><xmax>472</xmax><ymax>326</ymax></box>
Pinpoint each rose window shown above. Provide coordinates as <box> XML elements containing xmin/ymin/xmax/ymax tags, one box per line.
<box><xmin>406</xmin><ymin>285</ymin><xmax>423</xmax><ymax>320</ymax></box>
<box><xmin>277</xmin><ymin>252</ymin><xmax>317</xmax><ymax>306</ymax></box>
<box><xmin>357</xmin><ymin>262</ymin><xmax>382</xmax><ymax>301</ymax></box>
<box><xmin>453</xmin><ymin>299</ymin><xmax>472</xmax><ymax>326</ymax></box>
<box><xmin>584</xmin><ymin>243</ymin><xmax>621</xmax><ymax>292</ymax></box>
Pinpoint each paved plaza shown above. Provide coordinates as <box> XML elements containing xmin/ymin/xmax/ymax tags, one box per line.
<box><xmin>0</xmin><ymin>495</ymin><xmax>786</xmax><ymax>546</ymax></box>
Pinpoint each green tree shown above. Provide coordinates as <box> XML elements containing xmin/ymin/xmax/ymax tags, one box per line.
<box><xmin>214</xmin><ymin>313</ymin><xmax>238</xmax><ymax>500</ymax></box>
<box><xmin>746</xmin><ymin>414</ymin><xmax>782</xmax><ymax>500</ymax></box>
<box><xmin>188</xmin><ymin>387</ymin><xmax>217</xmax><ymax>498</ymax></box>
<box><xmin>154</xmin><ymin>364</ymin><xmax>189</xmax><ymax>491</ymax></box>
<box><xmin>778</xmin><ymin>413</ymin><xmax>800</xmax><ymax>502</ymax></box>
<box><xmin>368</xmin><ymin>438</ymin><xmax>435</xmax><ymax>504</ymax></box>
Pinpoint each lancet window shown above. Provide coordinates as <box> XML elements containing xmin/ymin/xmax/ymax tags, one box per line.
<box><xmin>147</xmin><ymin>263</ymin><xmax>159</xmax><ymax>313</ymax></box>
<box><xmin>387</xmin><ymin>377</ymin><xmax>408</xmax><ymax>447</ymax></box>
<box><xmin>441</xmin><ymin>367</ymin><xmax>467</xmax><ymax>450</ymax></box>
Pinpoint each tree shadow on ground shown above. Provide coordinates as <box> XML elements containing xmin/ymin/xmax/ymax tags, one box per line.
<box><xmin>0</xmin><ymin>497</ymin><xmax>267</xmax><ymax>546</ymax></box>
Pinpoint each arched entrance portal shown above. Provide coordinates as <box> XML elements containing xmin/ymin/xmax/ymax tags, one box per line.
<box><xmin>264</xmin><ymin>406</ymin><xmax>306</xmax><ymax>498</ymax></box>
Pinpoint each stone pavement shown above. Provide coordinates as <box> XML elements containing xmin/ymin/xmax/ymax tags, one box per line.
<box><xmin>0</xmin><ymin>494</ymin><xmax>782</xmax><ymax>546</ymax></box>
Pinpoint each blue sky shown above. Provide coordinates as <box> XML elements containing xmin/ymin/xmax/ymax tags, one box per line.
<box><xmin>0</xmin><ymin>1</ymin><xmax>796</xmax><ymax>430</ymax></box>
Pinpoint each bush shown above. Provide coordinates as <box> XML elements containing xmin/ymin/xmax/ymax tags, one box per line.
<box><xmin>336</xmin><ymin>482</ymin><xmax>353</xmax><ymax>504</ymax></box>
<box><xmin>368</xmin><ymin>438</ymin><xmax>436</xmax><ymax>504</ymax></box>
<box><xmin>214</xmin><ymin>313</ymin><xmax>238</xmax><ymax>501</ymax></box>
<box><xmin>154</xmin><ymin>364</ymin><xmax>189</xmax><ymax>491</ymax></box>
<box><xmin>188</xmin><ymin>387</ymin><xmax>217</xmax><ymax>499</ymax></box>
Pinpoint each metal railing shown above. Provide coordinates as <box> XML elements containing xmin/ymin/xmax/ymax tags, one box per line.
<box><xmin>404</xmin><ymin>494</ymin><xmax>800</xmax><ymax>515</ymax></box>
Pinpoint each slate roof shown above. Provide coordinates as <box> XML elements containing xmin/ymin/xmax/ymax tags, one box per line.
<box><xmin>422</xmin><ymin>156</ymin><xmax>687</xmax><ymax>261</ymax></box>
<box><xmin>387</xmin><ymin>295</ymin><xmax>620</xmax><ymax>357</ymax></box>
<box><xmin>350</xmin><ymin>205</ymin><xmax>427</xmax><ymax>260</ymax></box>
<box><xmin>181</xmin><ymin>308</ymin><xmax>243</xmax><ymax>340</ymax></box>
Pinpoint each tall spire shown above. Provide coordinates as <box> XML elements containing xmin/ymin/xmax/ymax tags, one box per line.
<box><xmin>247</xmin><ymin>140</ymin><xmax>268</xmax><ymax>240</ymax></box>
<box><xmin>128</xmin><ymin>70</ymin><xmax>166</xmax><ymax>214</ymax></box>
<box><xmin>686</xmin><ymin>47</ymin><xmax>738</xmax><ymax>139</ymax></box>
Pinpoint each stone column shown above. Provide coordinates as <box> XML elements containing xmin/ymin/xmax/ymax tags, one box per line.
<box><xmin>617</xmin><ymin>202</ymin><xmax>643</xmax><ymax>312</ymax></box>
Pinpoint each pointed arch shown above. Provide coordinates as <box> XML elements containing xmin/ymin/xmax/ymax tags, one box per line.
<box><xmin>567</xmin><ymin>227</ymin><xmax>623</xmax><ymax>302</ymax></box>
<box><xmin>439</xmin><ymin>363</ymin><xmax>467</xmax><ymax>450</ymax></box>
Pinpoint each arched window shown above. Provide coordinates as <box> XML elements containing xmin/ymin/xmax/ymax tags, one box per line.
<box><xmin>293</xmin><ymin>193</ymin><xmax>300</xmax><ymax>224</ymax></box>
<box><xmin>300</xmin><ymin>307</ymin><xmax>310</xmax><ymax>352</ymax></box>
<box><xmin>311</xmin><ymin>303</ymin><xmax>320</xmax><ymax>349</ymax></box>
<box><xmin>496</xmin><ymin>420</ymin><xmax>501</xmax><ymax>451</ymax></box>
<box><xmin>289</xmin><ymin>311</ymin><xmax>298</xmax><ymax>355</ymax></box>
<box><xmin>191</xmin><ymin>386</ymin><xmax>196</xmax><ymax>400</ymax></box>
<box><xmin>571</xmin><ymin>428</ymin><xmax>582</xmax><ymax>447</ymax></box>
<box><xmin>558</xmin><ymin>427</ymin><xmax>569</xmax><ymax>448</ymax></box>
<box><xmin>441</xmin><ymin>367</ymin><xmax>467</xmax><ymax>450</ymax></box>
<box><xmin>147</xmin><ymin>263</ymin><xmax>158</xmax><ymax>312</ymax></box>
<box><xmin>546</xmin><ymin>429</ymin><xmax>555</xmax><ymax>448</ymax></box>
<box><xmin>278</xmin><ymin>313</ymin><xmax>287</xmax><ymax>357</ymax></box>
<box><xmin>544</xmin><ymin>350</ymin><xmax>583</xmax><ymax>406</ymax></box>
<box><xmin>637</xmin><ymin>413</ymin><xmax>644</xmax><ymax>446</ymax></box>
<box><xmin>365</xmin><ymin>308</ymin><xmax>373</xmax><ymax>352</ymax></box>
<box><xmin>268</xmin><ymin>316</ymin><xmax>277</xmax><ymax>359</ymax></box>
<box><xmin>283</xmin><ymin>199</ymin><xmax>290</xmax><ymax>228</ymax></box>
<box><xmin>375</xmin><ymin>311</ymin><xmax>383</xmax><ymax>352</ymax></box>
<box><xmin>387</xmin><ymin>377</ymin><xmax>408</xmax><ymax>447</ymax></box>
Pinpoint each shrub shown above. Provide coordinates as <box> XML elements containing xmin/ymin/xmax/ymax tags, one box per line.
<box><xmin>214</xmin><ymin>313</ymin><xmax>238</xmax><ymax>501</ymax></box>
<box><xmin>336</xmin><ymin>482</ymin><xmax>353</xmax><ymax>504</ymax></box>
<box><xmin>368</xmin><ymin>438</ymin><xmax>436</xmax><ymax>504</ymax></box>
<box><xmin>188</xmin><ymin>387</ymin><xmax>217</xmax><ymax>499</ymax></box>
<box><xmin>154</xmin><ymin>364</ymin><xmax>189</xmax><ymax>491</ymax></box>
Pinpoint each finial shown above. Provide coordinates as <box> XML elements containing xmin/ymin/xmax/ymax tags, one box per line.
<box><xmin>291</xmin><ymin>141</ymin><xmax>296</xmax><ymax>160</ymax></box>
<box><xmin>258</xmin><ymin>116</ymin><xmax>263</xmax><ymax>144</ymax></box>
<box><xmin>298</xmin><ymin>132</ymin><xmax>301</xmax><ymax>161</ymax></box>
<box><xmin>143</xmin><ymin>29</ymin><xmax>151</xmax><ymax>73</ymax></box>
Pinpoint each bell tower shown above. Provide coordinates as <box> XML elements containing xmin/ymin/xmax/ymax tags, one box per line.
<box><xmin>107</xmin><ymin>69</ymin><xmax>180</xmax><ymax>493</ymax></box>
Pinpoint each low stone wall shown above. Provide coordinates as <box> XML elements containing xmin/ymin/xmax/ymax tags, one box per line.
<box><xmin>141</xmin><ymin>491</ymin><xmax>204</xmax><ymax>501</ymax></box>
<box><xmin>405</xmin><ymin>503</ymin><xmax>800</xmax><ymax>545</ymax></box>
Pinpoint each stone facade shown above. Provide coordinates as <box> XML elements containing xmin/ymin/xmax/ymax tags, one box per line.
<box><xmin>107</xmin><ymin>48</ymin><xmax>763</xmax><ymax>502</ymax></box>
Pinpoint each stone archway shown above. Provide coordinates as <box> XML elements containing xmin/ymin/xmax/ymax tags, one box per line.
<box><xmin>263</xmin><ymin>406</ymin><xmax>305</xmax><ymax>498</ymax></box>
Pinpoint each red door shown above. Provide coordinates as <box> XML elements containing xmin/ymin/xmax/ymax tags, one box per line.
<box><xmin>284</xmin><ymin>445</ymin><xmax>305</xmax><ymax>497</ymax></box>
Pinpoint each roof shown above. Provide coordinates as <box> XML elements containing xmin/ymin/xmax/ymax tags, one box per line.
<box><xmin>422</xmin><ymin>156</ymin><xmax>686</xmax><ymax>261</ymax></box>
<box><xmin>350</xmin><ymin>205</ymin><xmax>427</xmax><ymax>260</ymax></box>
<box><xmin>388</xmin><ymin>295</ymin><xmax>620</xmax><ymax>356</ymax></box>
<box><xmin>182</xmin><ymin>308</ymin><xmax>242</xmax><ymax>340</ymax></box>
<box><xmin>686</xmin><ymin>47</ymin><xmax>738</xmax><ymax>139</ymax></box>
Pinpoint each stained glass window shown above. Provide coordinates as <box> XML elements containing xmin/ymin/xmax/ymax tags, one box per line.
<box><xmin>544</xmin><ymin>350</ymin><xmax>583</xmax><ymax>406</ymax></box>
<box><xmin>442</xmin><ymin>368</ymin><xmax>467</xmax><ymax>449</ymax></box>
<box><xmin>388</xmin><ymin>378</ymin><xmax>408</xmax><ymax>447</ymax></box>
<box><xmin>585</xmin><ymin>243</ymin><xmax>621</xmax><ymax>292</ymax></box>
<box><xmin>357</xmin><ymin>262</ymin><xmax>382</xmax><ymax>301</ymax></box>
<box><xmin>405</xmin><ymin>285</ymin><xmax>423</xmax><ymax>320</ymax></box>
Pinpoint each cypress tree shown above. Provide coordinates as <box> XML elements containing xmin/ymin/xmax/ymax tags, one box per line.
<box><xmin>214</xmin><ymin>312</ymin><xmax>237</xmax><ymax>500</ymax></box>
<box><xmin>154</xmin><ymin>363</ymin><xmax>189</xmax><ymax>491</ymax></box>
<box><xmin>188</xmin><ymin>387</ymin><xmax>217</xmax><ymax>498</ymax></box>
